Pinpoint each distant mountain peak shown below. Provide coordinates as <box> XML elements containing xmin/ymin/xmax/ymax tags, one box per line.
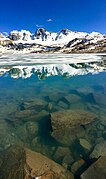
<box><xmin>60</xmin><ymin>28</ymin><xmax>72</xmax><ymax>35</ymax></box>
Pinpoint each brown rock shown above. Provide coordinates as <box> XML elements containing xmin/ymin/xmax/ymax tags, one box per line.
<box><xmin>51</xmin><ymin>110</ymin><xmax>96</xmax><ymax>145</ymax></box>
<box><xmin>54</xmin><ymin>147</ymin><xmax>74</xmax><ymax>167</ymax></box>
<box><xmin>90</xmin><ymin>141</ymin><xmax>106</xmax><ymax>159</ymax></box>
<box><xmin>71</xmin><ymin>159</ymin><xmax>87</xmax><ymax>174</ymax></box>
<box><xmin>40</xmin><ymin>171</ymin><xmax>55</xmax><ymax>179</ymax></box>
<box><xmin>81</xmin><ymin>156</ymin><xmax>106</xmax><ymax>179</ymax></box>
<box><xmin>23</xmin><ymin>99</ymin><xmax>46</xmax><ymax>110</ymax></box>
<box><xmin>49</xmin><ymin>92</ymin><xmax>64</xmax><ymax>102</ymax></box>
<box><xmin>79</xmin><ymin>138</ymin><xmax>91</xmax><ymax>151</ymax></box>
<box><xmin>26</xmin><ymin>121</ymin><xmax>39</xmax><ymax>136</ymax></box>
<box><xmin>0</xmin><ymin>146</ymin><xmax>25</xmax><ymax>179</ymax></box>
<box><xmin>0</xmin><ymin>146</ymin><xmax>74</xmax><ymax>179</ymax></box>
<box><xmin>25</xmin><ymin>148</ymin><xmax>74</xmax><ymax>179</ymax></box>
<box><xmin>0</xmin><ymin>120</ymin><xmax>24</xmax><ymax>150</ymax></box>
<box><xmin>47</xmin><ymin>102</ymin><xmax>53</xmax><ymax>111</ymax></box>
<box><xmin>57</xmin><ymin>101</ymin><xmax>69</xmax><ymax>109</ymax></box>
<box><xmin>8</xmin><ymin>109</ymin><xmax>49</xmax><ymax>123</ymax></box>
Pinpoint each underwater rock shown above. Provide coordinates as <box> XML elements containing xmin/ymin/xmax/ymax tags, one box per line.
<box><xmin>16</xmin><ymin>121</ymin><xmax>39</xmax><ymax>145</ymax></box>
<box><xmin>76</xmin><ymin>86</ymin><xmax>93</xmax><ymax>96</ymax></box>
<box><xmin>0</xmin><ymin>145</ymin><xmax>74</xmax><ymax>179</ymax></box>
<box><xmin>29</xmin><ymin>110</ymin><xmax>49</xmax><ymax>122</ymax></box>
<box><xmin>96</xmin><ymin>123</ymin><xmax>104</xmax><ymax>130</ymax></box>
<box><xmin>82</xmin><ymin>121</ymin><xmax>99</xmax><ymax>144</ymax></box>
<box><xmin>0</xmin><ymin>145</ymin><xmax>25</xmax><ymax>179</ymax></box>
<box><xmin>86</xmin><ymin>103</ymin><xmax>100</xmax><ymax>113</ymax></box>
<box><xmin>95</xmin><ymin>137</ymin><xmax>104</xmax><ymax>144</ymax></box>
<box><xmin>31</xmin><ymin>136</ymin><xmax>40</xmax><ymax>147</ymax></box>
<box><xmin>25</xmin><ymin>148</ymin><xmax>74</xmax><ymax>179</ymax></box>
<box><xmin>79</xmin><ymin>138</ymin><xmax>92</xmax><ymax>151</ymax></box>
<box><xmin>100</xmin><ymin>113</ymin><xmax>106</xmax><ymax>126</ymax></box>
<box><xmin>84</xmin><ymin>93</ymin><xmax>96</xmax><ymax>104</ymax></box>
<box><xmin>8</xmin><ymin>109</ymin><xmax>49</xmax><ymax>123</ymax></box>
<box><xmin>0</xmin><ymin>120</ymin><xmax>11</xmax><ymax>136</ymax></box>
<box><xmin>16</xmin><ymin>124</ymin><xmax>29</xmax><ymax>142</ymax></box>
<box><xmin>54</xmin><ymin>146</ymin><xmax>74</xmax><ymax>168</ymax></box>
<box><xmin>90</xmin><ymin>141</ymin><xmax>106</xmax><ymax>159</ymax></box>
<box><xmin>92</xmin><ymin>84</ymin><xmax>105</xmax><ymax>93</ymax></box>
<box><xmin>93</xmin><ymin>93</ymin><xmax>106</xmax><ymax>107</ymax></box>
<box><xmin>26</xmin><ymin>121</ymin><xmax>39</xmax><ymax>136</ymax></box>
<box><xmin>7</xmin><ymin>109</ymin><xmax>35</xmax><ymax>122</ymax></box>
<box><xmin>0</xmin><ymin>120</ymin><xmax>23</xmax><ymax>150</ymax></box>
<box><xmin>32</xmin><ymin>140</ymin><xmax>51</xmax><ymax>157</ymax></box>
<box><xmin>57</xmin><ymin>100</ymin><xmax>69</xmax><ymax>109</ymax></box>
<box><xmin>48</xmin><ymin>92</ymin><xmax>65</xmax><ymax>102</ymax></box>
<box><xmin>103</xmin><ymin>132</ymin><xmax>106</xmax><ymax>140</ymax></box>
<box><xmin>69</xmin><ymin>102</ymin><xmax>87</xmax><ymax>111</ymax></box>
<box><xmin>0</xmin><ymin>101</ymin><xmax>18</xmax><ymax>119</ymax></box>
<box><xmin>71</xmin><ymin>159</ymin><xmax>87</xmax><ymax>174</ymax></box>
<box><xmin>81</xmin><ymin>156</ymin><xmax>106</xmax><ymax>179</ymax></box>
<box><xmin>50</xmin><ymin>110</ymin><xmax>96</xmax><ymax>145</ymax></box>
<box><xmin>22</xmin><ymin>98</ymin><xmax>46</xmax><ymax>110</ymax></box>
<box><xmin>47</xmin><ymin>102</ymin><xmax>53</xmax><ymax>111</ymax></box>
<box><xmin>64</xmin><ymin>94</ymin><xmax>81</xmax><ymax>104</ymax></box>
<box><xmin>38</xmin><ymin>171</ymin><xmax>58</xmax><ymax>179</ymax></box>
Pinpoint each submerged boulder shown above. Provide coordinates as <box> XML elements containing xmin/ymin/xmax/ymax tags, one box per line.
<box><xmin>54</xmin><ymin>146</ymin><xmax>74</xmax><ymax>168</ymax></box>
<box><xmin>81</xmin><ymin>156</ymin><xmax>106</xmax><ymax>179</ymax></box>
<box><xmin>50</xmin><ymin>110</ymin><xmax>96</xmax><ymax>145</ymax></box>
<box><xmin>25</xmin><ymin>148</ymin><xmax>74</xmax><ymax>179</ymax></box>
<box><xmin>22</xmin><ymin>99</ymin><xmax>46</xmax><ymax>110</ymax></box>
<box><xmin>71</xmin><ymin>159</ymin><xmax>87</xmax><ymax>174</ymax></box>
<box><xmin>0</xmin><ymin>146</ymin><xmax>25</xmax><ymax>179</ymax></box>
<box><xmin>0</xmin><ymin>120</ymin><xmax>23</xmax><ymax>151</ymax></box>
<box><xmin>0</xmin><ymin>145</ymin><xmax>74</xmax><ymax>179</ymax></box>
<box><xmin>64</xmin><ymin>94</ymin><xmax>81</xmax><ymax>104</ymax></box>
<box><xmin>8</xmin><ymin>109</ymin><xmax>49</xmax><ymax>124</ymax></box>
<box><xmin>90</xmin><ymin>141</ymin><xmax>106</xmax><ymax>159</ymax></box>
<box><xmin>92</xmin><ymin>93</ymin><xmax>106</xmax><ymax>107</ymax></box>
<box><xmin>79</xmin><ymin>138</ymin><xmax>92</xmax><ymax>151</ymax></box>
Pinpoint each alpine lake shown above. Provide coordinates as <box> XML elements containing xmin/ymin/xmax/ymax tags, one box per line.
<box><xmin>0</xmin><ymin>54</ymin><xmax>106</xmax><ymax>179</ymax></box>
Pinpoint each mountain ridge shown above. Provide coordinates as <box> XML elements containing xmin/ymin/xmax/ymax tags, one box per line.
<box><xmin>0</xmin><ymin>28</ymin><xmax>106</xmax><ymax>53</ymax></box>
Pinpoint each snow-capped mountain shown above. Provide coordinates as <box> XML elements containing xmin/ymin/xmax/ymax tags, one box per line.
<box><xmin>0</xmin><ymin>28</ymin><xmax>106</xmax><ymax>53</ymax></box>
<box><xmin>0</xmin><ymin>33</ymin><xmax>5</xmax><ymax>38</ymax></box>
<box><xmin>0</xmin><ymin>61</ymin><xmax>106</xmax><ymax>79</ymax></box>
<box><xmin>8</xmin><ymin>28</ymin><xmax>105</xmax><ymax>45</ymax></box>
<box><xmin>9</xmin><ymin>30</ymin><xmax>32</xmax><ymax>41</ymax></box>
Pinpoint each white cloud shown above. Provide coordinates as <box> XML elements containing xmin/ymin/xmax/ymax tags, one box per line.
<box><xmin>36</xmin><ymin>24</ymin><xmax>43</xmax><ymax>28</ymax></box>
<box><xmin>47</xmin><ymin>19</ymin><xmax>52</xmax><ymax>22</ymax></box>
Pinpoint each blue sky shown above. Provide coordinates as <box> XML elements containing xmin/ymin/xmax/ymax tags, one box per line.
<box><xmin>0</xmin><ymin>0</ymin><xmax>106</xmax><ymax>33</ymax></box>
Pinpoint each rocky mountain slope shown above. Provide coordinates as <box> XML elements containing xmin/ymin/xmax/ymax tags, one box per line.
<box><xmin>0</xmin><ymin>28</ymin><xmax>106</xmax><ymax>53</ymax></box>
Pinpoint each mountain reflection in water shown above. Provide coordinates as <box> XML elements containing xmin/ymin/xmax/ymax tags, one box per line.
<box><xmin>0</xmin><ymin>60</ymin><xmax>106</xmax><ymax>79</ymax></box>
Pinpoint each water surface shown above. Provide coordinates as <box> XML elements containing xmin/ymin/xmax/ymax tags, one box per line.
<box><xmin>0</xmin><ymin>57</ymin><xmax>106</xmax><ymax>177</ymax></box>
